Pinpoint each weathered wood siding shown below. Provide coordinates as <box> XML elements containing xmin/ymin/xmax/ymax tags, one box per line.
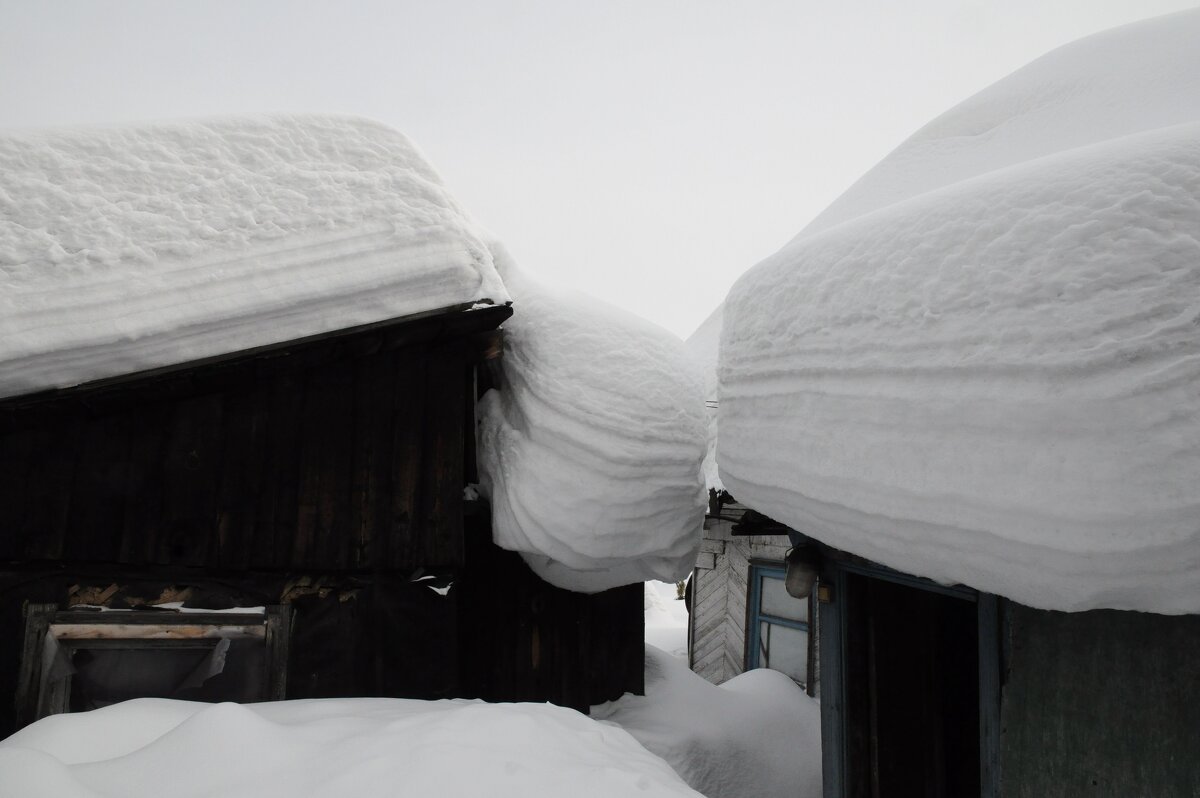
<box><xmin>999</xmin><ymin>604</ymin><xmax>1200</xmax><ymax>796</ymax></box>
<box><xmin>0</xmin><ymin>308</ymin><xmax>506</xmax><ymax>572</ymax></box>
<box><xmin>689</xmin><ymin>513</ymin><xmax>788</xmax><ymax>685</ymax></box>
<box><xmin>458</xmin><ymin>512</ymin><xmax>644</xmax><ymax>711</ymax></box>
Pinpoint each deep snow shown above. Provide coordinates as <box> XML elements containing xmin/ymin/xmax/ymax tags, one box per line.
<box><xmin>0</xmin><ymin>697</ymin><xmax>705</xmax><ymax>798</ymax></box>
<box><xmin>718</xmin><ymin>10</ymin><xmax>1200</xmax><ymax>613</ymax></box>
<box><xmin>594</xmin><ymin>646</ymin><xmax>822</xmax><ymax>798</ymax></box>
<box><xmin>479</xmin><ymin>251</ymin><xmax>708</xmax><ymax>592</ymax></box>
<box><xmin>0</xmin><ymin>115</ymin><xmax>508</xmax><ymax>399</ymax></box>
<box><xmin>1</xmin><ymin>115</ymin><xmax>707</xmax><ymax>594</ymax></box>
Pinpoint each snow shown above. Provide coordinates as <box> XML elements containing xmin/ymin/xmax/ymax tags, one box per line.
<box><xmin>594</xmin><ymin>646</ymin><xmax>822</xmax><ymax>798</ymax></box>
<box><xmin>685</xmin><ymin>304</ymin><xmax>725</xmax><ymax>493</ymax></box>
<box><xmin>2</xmin><ymin>113</ymin><xmax>706</xmax><ymax>597</ymax></box>
<box><xmin>644</xmin><ymin>581</ymin><xmax>690</xmax><ymax>661</ymax></box>
<box><xmin>0</xmin><ymin>115</ymin><xmax>509</xmax><ymax>399</ymax></box>
<box><xmin>478</xmin><ymin>249</ymin><xmax>707</xmax><ymax>592</ymax></box>
<box><xmin>719</xmin><ymin>10</ymin><xmax>1200</xmax><ymax>614</ymax></box>
<box><xmin>0</xmin><ymin>697</ymin><xmax>704</xmax><ymax>798</ymax></box>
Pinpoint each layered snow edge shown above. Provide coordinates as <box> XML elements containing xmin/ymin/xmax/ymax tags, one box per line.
<box><xmin>1</xmin><ymin>114</ymin><xmax>706</xmax><ymax>593</ymax></box>
<box><xmin>719</xmin><ymin>12</ymin><xmax>1200</xmax><ymax>614</ymax></box>
<box><xmin>0</xmin><ymin>115</ymin><xmax>509</xmax><ymax>398</ymax></box>
<box><xmin>479</xmin><ymin>253</ymin><xmax>707</xmax><ymax>592</ymax></box>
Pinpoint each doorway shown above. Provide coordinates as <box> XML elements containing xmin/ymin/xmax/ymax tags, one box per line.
<box><xmin>840</xmin><ymin>570</ymin><xmax>981</xmax><ymax>797</ymax></box>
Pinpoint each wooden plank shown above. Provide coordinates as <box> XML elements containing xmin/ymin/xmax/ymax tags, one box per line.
<box><xmin>421</xmin><ymin>343</ymin><xmax>466</xmax><ymax>568</ymax></box>
<box><xmin>15</xmin><ymin>603</ymin><xmax>55</xmax><ymax>730</ymax></box>
<box><xmin>120</xmin><ymin>402</ymin><xmax>170</xmax><ymax>564</ymax></box>
<box><xmin>67</xmin><ymin>410</ymin><xmax>134</xmax><ymax>563</ymax></box>
<box><xmin>157</xmin><ymin>393</ymin><xmax>224</xmax><ymax>566</ymax></box>
<box><xmin>385</xmin><ymin>351</ymin><xmax>427</xmax><ymax>569</ymax></box>
<box><xmin>214</xmin><ymin>380</ymin><xmax>265</xmax><ymax>569</ymax></box>
<box><xmin>978</xmin><ymin>593</ymin><xmax>1001</xmax><ymax>798</ymax></box>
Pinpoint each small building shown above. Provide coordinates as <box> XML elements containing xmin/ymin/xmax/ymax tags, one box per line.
<box><xmin>0</xmin><ymin>116</ymin><xmax>679</xmax><ymax>735</ymax></box>
<box><xmin>709</xmin><ymin>10</ymin><xmax>1200</xmax><ymax>797</ymax></box>
<box><xmin>688</xmin><ymin>492</ymin><xmax>816</xmax><ymax>695</ymax></box>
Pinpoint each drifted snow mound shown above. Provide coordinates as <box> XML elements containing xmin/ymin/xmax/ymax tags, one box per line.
<box><xmin>0</xmin><ymin>697</ymin><xmax>704</xmax><ymax>798</ymax></box>
<box><xmin>593</xmin><ymin>646</ymin><xmax>822</xmax><ymax>798</ymax></box>
<box><xmin>479</xmin><ymin>252</ymin><xmax>707</xmax><ymax>592</ymax></box>
<box><xmin>0</xmin><ymin>115</ymin><xmax>508</xmax><ymax>398</ymax></box>
<box><xmin>719</xmin><ymin>10</ymin><xmax>1200</xmax><ymax>614</ymax></box>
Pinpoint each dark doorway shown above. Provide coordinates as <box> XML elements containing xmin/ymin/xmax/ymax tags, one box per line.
<box><xmin>843</xmin><ymin>572</ymin><xmax>980</xmax><ymax>798</ymax></box>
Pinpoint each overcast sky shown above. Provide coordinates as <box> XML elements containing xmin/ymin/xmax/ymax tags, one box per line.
<box><xmin>2</xmin><ymin>0</ymin><xmax>1195</xmax><ymax>337</ymax></box>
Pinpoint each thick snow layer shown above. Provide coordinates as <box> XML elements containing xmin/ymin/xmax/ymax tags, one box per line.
<box><xmin>594</xmin><ymin>646</ymin><xmax>822</xmax><ymax>798</ymax></box>
<box><xmin>479</xmin><ymin>252</ymin><xmax>707</xmax><ymax>592</ymax></box>
<box><xmin>0</xmin><ymin>115</ymin><xmax>508</xmax><ymax>398</ymax></box>
<box><xmin>0</xmin><ymin>697</ymin><xmax>704</xmax><ymax>798</ymax></box>
<box><xmin>685</xmin><ymin>304</ymin><xmax>725</xmax><ymax>492</ymax></box>
<box><xmin>719</xmin><ymin>11</ymin><xmax>1200</xmax><ymax>613</ymax></box>
<box><xmin>804</xmin><ymin>9</ymin><xmax>1200</xmax><ymax>237</ymax></box>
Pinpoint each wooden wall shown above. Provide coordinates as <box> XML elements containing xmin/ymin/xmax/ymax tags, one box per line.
<box><xmin>0</xmin><ymin>304</ymin><xmax>647</xmax><ymax>731</ymax></box>
<box><xmin>458</xmin><ymin>511</ymin><xmax>644</xmax><ymax>711</ymax></box>
<box><xmin>690</xmin><ymin>508</ymin><xmax>789</xmax><ymax>685</ymax></box>
<box><xmin>0</xmin><ymin>307</ymin><xmax>509</xmax><ymax>573</ymax></box>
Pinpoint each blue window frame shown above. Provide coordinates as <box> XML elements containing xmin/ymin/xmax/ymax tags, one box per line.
<box><xmin>747</xmin><ymin>562</ymin><xmax>813</xmax><ymax>687</ymax></box>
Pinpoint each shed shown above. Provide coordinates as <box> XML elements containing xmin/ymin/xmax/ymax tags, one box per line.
<box><xmin>712</xmin><ymin>10</ymin><xmax>1200</xmax><ymax>796</ymax></box>
<box><xmin>0</xmin><ymin>116</ymin><xmax>650</xmax><ymax>734</ymax></box>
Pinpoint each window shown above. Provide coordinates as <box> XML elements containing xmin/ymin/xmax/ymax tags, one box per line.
<box><xmin>16</xmin><ymin>604</ymin><xmax>290</xmax><ymax>728</ymax></box>
<box><xmin>746</xmin><ymin>563</ymin><xmax>814</xmax><ymax>690</ymax></box>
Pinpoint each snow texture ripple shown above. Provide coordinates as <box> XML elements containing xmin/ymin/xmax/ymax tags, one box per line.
<box><xmin>0</xmin><ymin>115</ymin><xmax>509</xmax><ymax>398</ymax></box>
<box><xmin>479</xmin><ymin>248</ymin><xmax>708</xmax><ymax>593</ymax></box>
<box><xmin>719</xmin><ymin>10</ymin><xmax>1200</xmax><ymax>614</ymax></box>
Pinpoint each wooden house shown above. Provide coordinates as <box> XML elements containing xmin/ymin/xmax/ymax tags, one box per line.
<box><xmin>0</xmin><ymin>117</ymin><xmax>644</xmax><ymax>735</ymax></box>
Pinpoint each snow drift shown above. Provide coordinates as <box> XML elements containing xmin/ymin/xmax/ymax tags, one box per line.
<box><xmin>0</xmin><ymin>698</ymin><xmax>704</xmax><ymax>798</ymax></box>
<box><xmin>479</xmin><ymin>253</ymin><xmax>707</xmax><ymax>592</ymax></box>
<box><xmin>594</xmin><ymin>646</ymin><xmax>822</xmax><ymax>798</ymax></box>
<box><xmin>719</xmin><ymin>10</ymin><xmax>1200</xmax><ymax>613</ymax></box>
<box><xmin>0</xmin><ymin>115</ymin><xmax>509</xmax><ymax>399</ymax></box>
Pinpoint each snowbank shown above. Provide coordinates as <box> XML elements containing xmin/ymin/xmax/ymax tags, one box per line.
<box><xmin>719</xmin><ymin>10</ymin><xmax>1200</xmax><ymax>613</ymax></box>
<box><xmin>0</xmin><ymin>115</ymin><xmax>508</xmax><ymax>398</ymax></box>
<box><xmin>479</xmin><ymin>254</ymin><xmax>707</xmax><ymax>592</ymax></box>
<box><xmin>0</xmin><ymin>698</ymin><xmax>703</xmax><ymax>798</ymax></box>
<box><xmin>594</xmin><ymin>646</ymin><xmax>822</xmax><ymax>798</ymax></box>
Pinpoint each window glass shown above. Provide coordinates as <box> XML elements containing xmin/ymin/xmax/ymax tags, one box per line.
<box><xmin>760</xmin><ymin>571</ymin><xmax>809</xmax><ymax>622</ymax></box>
<box><xmin>760</xmin><ymin>621</ymin><xmax>809</xmax><ymax>684</ymax></box>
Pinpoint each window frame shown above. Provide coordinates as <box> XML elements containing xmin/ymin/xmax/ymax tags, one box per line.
<box><xmin>745</xmin><ymin>561</ymin><xmax>815</xmax><ymax>692</ymax></box>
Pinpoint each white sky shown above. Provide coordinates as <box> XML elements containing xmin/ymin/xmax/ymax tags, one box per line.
<box><xmin>1</xmin><ymin>0</ymin><xmax>1195</xmax><ymax>338</ymax></box>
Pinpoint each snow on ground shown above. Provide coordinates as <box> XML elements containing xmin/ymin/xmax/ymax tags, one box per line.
<box><xmin>479</xmin><ymin>250</ymin><xmax>707</xmax><ymax>592</ymax></box>
<box><xmin>719</xmin><ymin>9</ymin><xmax>1200</xmax><ymax>614</ymax></box>
<box><xmin>594</xmin><ymin>646</ymin><xmax>822</xmax><ymax>798</ymax></box>
<box><xmin>644</xmin><ymin>581</ymin><xmax>690</xmax><ymax>661</ymax></box>
<box><xmin>0</xmin><ymin>115</ymin><xmax>508</xmax><ymax>399</ymax></box>
<box><xmin>0</xmin><ymin>697</ymin><xmax>705</xmax><ymax>798</ymax></box>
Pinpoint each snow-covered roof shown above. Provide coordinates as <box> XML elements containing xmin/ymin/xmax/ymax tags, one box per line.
<box><xmin>0</xmin><ymin>115</ymin><xmax>509</xmax><ymax>398</ymax></box>
<box><xmin>479</xmin><ymin>251</ymin><xmax>707</xmax><ymax>592</ymax></box>
<box><xmin>1</xmin><ymin>115</ymin><xmax>705</xmax><ymax>592</ymax></box>
<box><xmin>718</xmin><ymin>10</ymin><xmax>1200</xmax><ymax>614</ymax></box>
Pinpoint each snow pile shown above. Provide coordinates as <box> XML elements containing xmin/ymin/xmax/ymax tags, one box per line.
<box><xmin>594</xmin><ymin>646</ymin><xmax>822</xmax><ymax>798</ymax></box>
<box><xmin>479</xmin><ymin>254</ymin><xmax>707</xmax><ymax>592</ymax></box>
<box><xmin>0</xmin><ymin>697</ymin><xmax>704</xmax><ymax>798</ymax></box>
<box><xmin>719</xmin><ymin>10</ymin><xmax>1200</xmax><ymax>613</ymax></box>
<box><xmin>0</xmin><ymin>115</ymin><xmax>508</xmax><ymax>398</ymax></box>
